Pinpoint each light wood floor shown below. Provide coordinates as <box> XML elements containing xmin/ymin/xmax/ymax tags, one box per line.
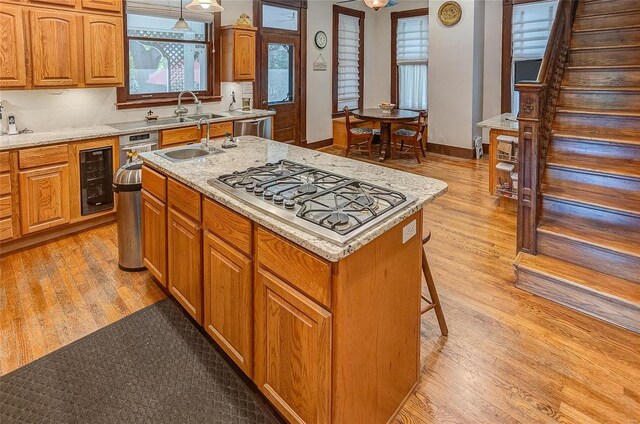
<box><xmin>1</xmin><ymin>147</ymin><xmax>638</xmax><ymax>423</ymax></box>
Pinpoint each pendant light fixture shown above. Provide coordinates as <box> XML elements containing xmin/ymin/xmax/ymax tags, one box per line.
<box><xmin>186</xmin><ymin>0</ymin><xmax>224</xmax><ymax>13</ymax></box>
<box><xmin>363</xmin><ymin>0</ymin><xmax>389</xmax><ymax>11</ymax></box>
<box><xmin>172</xmin><ymin>0</ymin><xmax>192</xmax><ymax>31</ymax></box>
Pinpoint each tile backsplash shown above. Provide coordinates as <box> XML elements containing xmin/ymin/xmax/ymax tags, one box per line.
<box><xmin>0</xmin><ymin>82</ymin><xmax>252</xmax><ymax>133</ymax></box>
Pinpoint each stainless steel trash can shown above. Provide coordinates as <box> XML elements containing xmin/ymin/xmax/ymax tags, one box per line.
<box><xmin>112</xmin><ymin>162</ymin><xmax>145</xmax><ymax>271</ymax></box>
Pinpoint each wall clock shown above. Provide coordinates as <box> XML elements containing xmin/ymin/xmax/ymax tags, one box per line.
<box><xmin>438</xmin><ymin>1</ymin><xmax>462</xmax><ymax>27</ymax></box>
<box><xmin>314</xmin><ymin>31</ymin><xmax>327</xmax><ymax>49</ymax></box>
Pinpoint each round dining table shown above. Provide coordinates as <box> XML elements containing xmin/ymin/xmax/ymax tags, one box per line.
<box><xmin>352</xmin><ymin>108</ymin><xmax>420</xmax><ymax>162</ymax></box>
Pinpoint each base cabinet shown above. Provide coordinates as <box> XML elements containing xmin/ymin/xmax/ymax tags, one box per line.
<box><xmin>254</xmin><ymin>267</ymin><xmax>332</xmax><ymax>424</ymax></box>
<box><xmin>18</xmin><ymin>164</ymin><xmax>70</xmax><ymax>234</ymax></box>
<box><xmin>141</xmin><ymin>190</ymin><xmax>166</xmax><ymax>286</ymax></box>
<box><xmin>168</xmin><ymin>207</ymin><xmax>202</xmax><ymax>324</ymax></box>
<box><xmin>203</xmin><ymin>232</ymin><xmax>253</xmax><ymax>375</ymax></box>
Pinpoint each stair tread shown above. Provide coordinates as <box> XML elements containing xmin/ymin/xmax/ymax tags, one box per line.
<box><xmin>560</xmin><ymin>86</ymin><xmax>640</xmax><ymax>93</ymax></box>
<box><xmin>556</xmin><ymin>108</ymin><xmax>640</xmax><ymax>117</ymax></box>
<box><xmin>538</xmin><ymin>213</ymin><xmax>640</xmax><ymax>259</ymax></box>
<box><xmin>542</xmin><ymin>183</ymin><xmax>640</xmax><ymax>217</ymax></box>
<box><xmin>552</xmin><ymin>132</ymin><xmax>640</xmax><ymax>147</ymax></box>
<box><xmin>571</xmin><ymin>43</ymin><xmax>640</xmax><ymax>51</ymax></box>
<box><xmin>573</xmin><ymin>23</ymin><xmax>640</xmax><ymax>34</ymax></box>
<box><xmin>576</xmin><ymin>9</ymin><xmax>640</xmax><ymax>20</ymax></box>
<box><xmin>566</xmin><ymin>64</ymin><xmax>640</xmax><ymax>70</ymax></box>
<box><xmin>516</xmin><ymin>252</ymin><xmax>640</xmax><ymax>305</ymax></box>
<box><xmin>547</xmin><ymin>150</ymin><xmax>640</xmax><ymax>179</ymax></box>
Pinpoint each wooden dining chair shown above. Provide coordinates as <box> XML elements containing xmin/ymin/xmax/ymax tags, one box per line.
<box><xmin>421</xmin><ymin>230</ymin><xmax>448</xmax><ymax>336</ymax></box>
<box><xmin>391</xmin><ymin>110</ymin><xmax>428</xmax><ymax>163</ymax></box>
<box><xmin>343</xmin><ymin>106</ymin><xmax>379</xmax><ymax>159</ymax></box>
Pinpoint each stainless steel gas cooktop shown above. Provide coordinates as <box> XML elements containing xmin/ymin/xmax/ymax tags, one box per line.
<box><xmin>208</xmin><ymin>160</ymin><xmax>416</xmax><ymax>245</ymax></box>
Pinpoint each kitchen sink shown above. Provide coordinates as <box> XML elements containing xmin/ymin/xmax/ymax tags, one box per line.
<box><xmin>155</xmin><ymin>145</ymin><xmax>222</xmax><ymax>163</ymax></box>
<box><xmin>183</xmin><ymin>113</ymin><xmax>228</xmax><ymax>121</ymax></box>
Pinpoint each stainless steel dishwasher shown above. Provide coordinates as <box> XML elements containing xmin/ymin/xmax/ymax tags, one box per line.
<box><xmin>233</xmin><ymin>116</ymin><xmax>273</xmax><ymax>139</ymax></box>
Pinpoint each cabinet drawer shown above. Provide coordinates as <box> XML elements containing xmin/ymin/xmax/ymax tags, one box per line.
<box><xmin>0</xmin><ymin>196</ymin><xmax>11</xmax><ymax>219</ymax></box>
<box><xmin>256</xmin><ymin>227</ymin><xmax>332</xmax><ymax>309</ymax></box>
<box><xmin>0</xmin><ymin>174</ymin><xmax>10</xmax><ymax>196</ymax></box>
<box><xmin>19</xmin><ymin>144</ymin><xmax>68</xmax><ymax>169</ymax></box>
<box><xmin>167</xmin><ymin>178</ymin><xmax>201</xmax><ymax>221</ymax></box>
<box><xmin>142</xmin><ymin>165</ymin><xmax>167</xmax><ymax>202</ymax></box>
<box><xmin>160</xmin><ymin>126</ymin><xmax>200</xmax><ymax>147</ymax></box>
<box><xmin>0</xmin><ymin>152</ymin><xmax>9</xmax><ymax>173</ymax></box>
<box><xmin>209</xmin><ymin>121</ymin><xmax>233</xmax><ymax>138</ymax></box>
<box><xmin>203</xmin><ymin>198</ymin><xmax>252</xmax><ymax>256</ymax></box>
<box><xmin>0</xmin><ymin>217</ymin><xmax>13</xmax><ymax>241</ymax></box>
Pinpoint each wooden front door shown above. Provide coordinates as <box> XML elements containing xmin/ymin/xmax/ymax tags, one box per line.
<box><xmin>255</xmin><ymin>1</ymin><xmax>307</xmax><ymax>145</ymax></box>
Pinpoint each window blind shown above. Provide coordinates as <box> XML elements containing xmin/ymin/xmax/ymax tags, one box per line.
<box><xmin>396</xmin><ymin>16</ymin><xmax>428</xmax><ymax>64</ymax></box>
<box><xmin>337</xmin><ymin>13</ymin><xmax>361</xmax><ymax>111</ymax></box>
<box><xmin>512</xmin><ymin>0</ymin><xmax>558</xmax><ymax>60</ymax></box>
<box><xmin>127</xmin><ymin>0</ymin><xmax>215</xmax><ymax>23</ymax></box>
<box><xmin>396</xmin><ymin>15</ymin><xmax>428</xmax><ymax>110</ymax></box>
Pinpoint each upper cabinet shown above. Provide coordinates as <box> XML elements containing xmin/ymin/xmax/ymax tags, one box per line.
<box><xmin>30</xmin><ymin>9</ymin><xmax>80</xmax><ymax>87</ymax></box>
<box><xmin>1</xmin><ymin>1</ymin><xmax>124</xmax><ymax>90</ymax></box>
<box><xmin>0</xmin><ymin>5</ymin><xmax>28</xmax><ymax>88</ymax></box>
<box><xmin>221</xmin><ymin>26</ymin><xmax>257</xmax><ymax>82</ymax></box>
<box><xmin>83</xmin><ymin>14</ymin><xmax>123</xmax><ymax>85</ymax></box>
<box><xmin>81</xmin><ymin>0</ymin><xmax>122</xmax><ymax>13</ymax></box>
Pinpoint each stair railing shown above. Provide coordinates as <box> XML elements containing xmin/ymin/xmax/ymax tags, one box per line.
<box><xmin>514</xmin><ymin>0</ymin><xmax>579</xmax><ymax>254</ymax></box>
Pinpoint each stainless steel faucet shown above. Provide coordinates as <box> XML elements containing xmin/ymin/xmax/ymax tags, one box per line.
<box><xmin>197</xmin><ymin>117</ymin><xmax>211</xmax><ymax>150</ymax></box>
<box><xmin>175</xmin><ymin>90</ymin><xmax>201</xmax><ymax>116</ymax></box>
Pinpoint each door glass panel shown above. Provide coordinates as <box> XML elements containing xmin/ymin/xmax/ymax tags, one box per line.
<box><xmin>262</xmin><ymin>4</ymin><xmax>298</xmax><ymax>31</ymax></box>
<box><xmin>268</xmin><ymin>43</ymin><xmax>294</xmax><ymax>105</ymax></box>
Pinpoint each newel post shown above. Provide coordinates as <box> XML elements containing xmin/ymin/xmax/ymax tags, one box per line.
<box><xmin>514</xmin><ymin>82</ymin><xmax>543</xmax><ymax>255</ymax></box>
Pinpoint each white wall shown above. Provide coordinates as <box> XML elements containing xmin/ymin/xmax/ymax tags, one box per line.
<box><xmin>482</xmin><ymin>0</ymin><xmax>503</xmax><ymax>143</ymax></box>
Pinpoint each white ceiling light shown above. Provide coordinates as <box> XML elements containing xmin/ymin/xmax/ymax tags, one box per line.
<box><xmin>363</xmin><ymin>0</ymin><xmax>389</xmax><ymax>11</ymax></box>
<box><xmin>172</xmin><ymin>0</ymin><xmax>192</xmax><ymax>31</ymax></box>
<box><xmin>186</xmin><ymin>0</ymin><xmax>224</xmax><ymax>12</ymax></box>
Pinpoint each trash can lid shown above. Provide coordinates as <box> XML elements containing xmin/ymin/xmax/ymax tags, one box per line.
<box><xmin>113</xmin><ymin>162</ymin><xmax>142</xmax><ymax>192</ymax></box>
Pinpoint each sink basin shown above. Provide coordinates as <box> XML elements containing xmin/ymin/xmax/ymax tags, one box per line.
<box><xmin>155</xmin><ymin>146</ymin><xmax>222</xmax><ymax>163</ymax></box>
<box><xmin>184</xmin><ymin>113</ymin><xmax>228</xmax><ymax>121</ymax></box>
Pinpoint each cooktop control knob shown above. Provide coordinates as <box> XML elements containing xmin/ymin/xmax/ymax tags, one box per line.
<box><xmin>284</xmin><ymin>199</ymin><xmax>296</xmax><ymax>209</ymax></box>
<box><xmin>245</xmin><ymin>183</ymin><xmax>255</xmax><ymax>192</ymax></box>
<box><xmin>263</xmin><ymin>191</ymin><xmax>274</xmax><ymax>200</ymax></box>
<box><xmin>273</xmin><ymin>195</ymin><xmax>284</xmax><ymax>205</ymax></box>
<box><xmin>254</xmin><ymin>187</ymin><xmax>264</xmax><ymax>196</ymax></box>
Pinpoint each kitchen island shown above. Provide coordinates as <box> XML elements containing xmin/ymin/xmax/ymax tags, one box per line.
<box><xmin>139</xmin><ymin>136</ymin><xmax>447</xmax><ymax>424</ymax></box>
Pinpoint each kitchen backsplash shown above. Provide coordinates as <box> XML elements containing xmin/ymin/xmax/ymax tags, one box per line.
<box><xmin>0</xmin><ymin>82</ymin><xmax>253</xmax><ymax>133</ymax></box>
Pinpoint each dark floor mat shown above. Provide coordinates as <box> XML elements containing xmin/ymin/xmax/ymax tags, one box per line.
<box><xmin>0</xmin><ymin>298</ymin><xmax>282</xmax><ymax>424</ymax></box>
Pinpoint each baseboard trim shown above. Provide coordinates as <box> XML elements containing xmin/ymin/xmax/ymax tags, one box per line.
<box><xmin>306</xmin><ymin>138</ymin><xmax>334</xmax><ymax>149</ymax></box>
<box><xmin>426</xmin><ymin>142</ymin><xmax>475</xmax><ymax>159</ymax></box>
<box><xmin>0</xmin><ymin>213</ymin><xmax>116</xmax><ymax>256</ymax></box>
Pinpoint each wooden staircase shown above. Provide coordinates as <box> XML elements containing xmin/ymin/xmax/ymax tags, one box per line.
<box><xmin>514</xmin><ymin>0</ymin><xmax>640</xmax><ymax>333</ymax></box>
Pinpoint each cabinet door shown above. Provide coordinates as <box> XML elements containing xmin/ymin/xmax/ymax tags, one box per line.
<box><xmin>168</xmin><ymin>207</ymin><xmax>202</xmax><ymax>324</ymax></box>
<box><xmin>254</xmin><ymin>268</ymin><xmax>331</xmax><ymax>424</ymax></box>
<box><xmin>83</xmin><ymin>15</ymin><xmax>123</xmax><ymax>85</ymax></box>
<box><xmin>30</xmin><ymin>10</ymin><xmax>79</xmax><ymax>87</ymax></box>
<box><xmin>234</xmin><ymin>30</ymin><xmax>255</xmax><ymax>81</ymax></box>
<box><xmin>82</xmin><ymin>0</ymin><xmax>123</xmax><ymax>13</ymax></box>
<box><xmin>204</xmin><ymin>232</ymin><xmax>253</xmax><ymax>375</ymax></box>
<box><xmin>29</xmin><ymin>0</ymin><xmax>77</xmax><ymax>7</ymax></box>
<box><xmin>0</xmin><ymin>5</ymin><xmax>27</xmax><ymax>88</ymax></box>
<box><xmin>19</xmin><ymin>164</ymin><xmax>70</xmax><ymax>235</ymax></box>
<box><xmin>141</xmin><ymin>190</ymin><xmax>166</xmax><ymax>286</ymax></box>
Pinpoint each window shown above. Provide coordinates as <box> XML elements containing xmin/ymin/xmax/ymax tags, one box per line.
<box><xmin>501</xmin><ymin>0</ymin><xmax>558</xmax><ymax>114</ymax></box>
<box><xmin>268</xmin><ymin>43</ymin><xmax>294</xmax><ymax>104</ymax></box>
<box><xmin>262</xmin><ymin>4</ymin><xmax>299</xmax><ymax>31</ymax></box>
<box><xmin>391</xmin><ymin>9</ymin><xmax>428</xmax><ymax>111</ymax></box>
<box><xmin>333</xmin><ymin>6</ymin><xmax>365</xmax><ymax>116</ymax></box>
<box><xmin>117</xmin><ymin>1</ymin><xmax>220</xmax><ymax>109</ymax></box>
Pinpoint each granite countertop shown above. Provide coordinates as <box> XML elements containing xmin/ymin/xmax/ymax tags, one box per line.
<box><xmin>477</xmin><ymin>113</ymin><xmax>519</xmax><ymax>132</ymax></box>
<box><xmin>0</xmin><ymin>109</ymin><xmax>275</xmax><ymax>151</ymax></box>
<box><xmin>139</xmin><ymin>136</ymin><xmax>448</xmax><ymax>262</ymax></box>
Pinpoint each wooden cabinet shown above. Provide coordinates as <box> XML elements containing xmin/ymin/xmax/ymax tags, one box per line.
<box><xmin>160</xmin><ymin>122</ymin><xmax>234</xmax><ymax>148</ymax></box>
<box><xmin>81</xmin><ymin>0</ymin><xmax>122</xmax><ymax>13</ymax></box>
<box><xmin>141</xmin><ymin>190</ymin><xmax>166</xmax><ymax>286</ymax></box>
<box><xmin>30</xmin><ymin>9</ymin><xmax>80</xmax><ymax>87</ymax></box>
<box><xmin>29</xmin><ymin>0</ymin><xmax>76</xmax><ymax>7</ymax></box>
<box><xmin>0</xmin><ymin>152</ymin><xmax>14</xmax><ymax>242</ymax></box>
<box><xmin>0</xmin><ymin>5</ymin><xmax>28</xmax><ymax>88</ymax></box>
<box><xmin>221</xmin><ymin>26</ymin><xmax>257</xmax><ymax>82</ymax></box>
<box><xmin>83</xmin><ymin>14</ymin><xmax>123</xmax><ymax>85</ymax></box>
<box><xmin>203</xmin><ymin>232</ymin><xmax>253</xmax><ymax>375</ymax></box>
<box><xmin>18</xmin><ymin>164</ymin><xmax>70</xmax><ymax>234</ymax></box>
<box><xmin>254</xmin><ymin>267</ymin><xmax>331</xmax><ymax>424</ymax></box>
<box><xmin>168</xmin><ymin>207</ymin><xmax>202</xmax><ymax>324</ymax></box>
